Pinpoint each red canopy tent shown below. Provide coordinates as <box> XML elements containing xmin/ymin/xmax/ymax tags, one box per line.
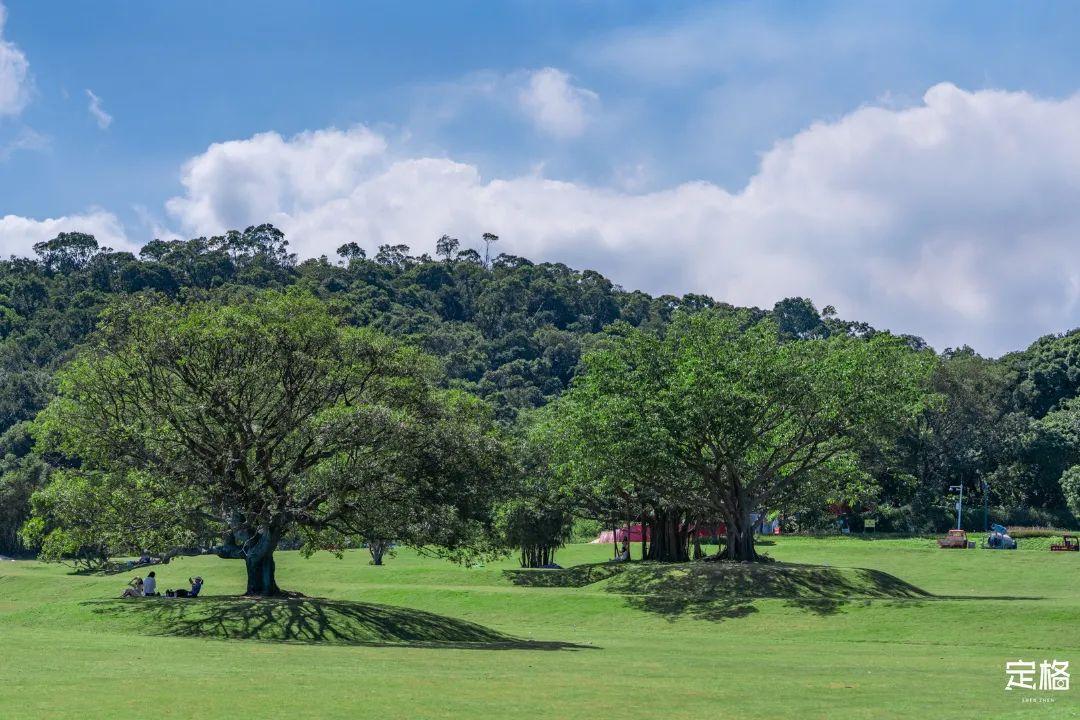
<box><xmin>590</xmin><ymin>522</ymin><xmax>727</xmax><ymax>544</ymax></box>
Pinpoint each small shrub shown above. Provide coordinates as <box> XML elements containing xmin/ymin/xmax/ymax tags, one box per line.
<box><xmin>569</xmin><ymin>517</ymin><xmax>602</xmax><ymax>543</ymax></box>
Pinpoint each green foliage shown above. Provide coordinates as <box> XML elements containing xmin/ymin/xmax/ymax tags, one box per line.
<box><xmin>32</xmin><ymin>232</ymin><xmax>101</xmax><ymax>273</ymax></box>
<box><xmin>569</xmin><ymin>517</ymin><xmax>602</xmax><ymax>543</ymax></box>
<box><xmin>3</xmin><ymin>224</ymin><xmax>1080</xmax><ymax>550</ymax></box>
<box><xmin>1060</xmin><ymin>465</ymin><xmax>1080</xmax><ymax>517</ymax></box>
<box><xmin>26</xmin><ymin>290</ymin><xmax>505</xmax><ymax>592</ymax></box>
<box><xmin>0</xmin><ymin>423</ymin><xmax>48</xmax><ymax>555</ymax></box>
<box><xmin>21</xmin><ymin>469</ymin><xmax>207</xmax><ymax>569</ymax></box>
<box><xmin>494</xmin><ymin>498</ymin><xmax>573</xmax><ymax>568</ymax></box>
<box><xmin>1007</xmin><ymin>329</ymin><xmax>1080</xmax><ymax>418</ymax></box>
<box><xmin>550</xmin><ymin>311</ymin><xmax>935</xmax><ymax>559</ymax></box>
<box><xmin>492</xmin><ymin>420</ymin><xmax>574</xmax><ymax>568</ymax></box>
<box><xmin>0</xmin><ymin>226</ymin><xmax>741</xmax><ymax>553</ymax></box>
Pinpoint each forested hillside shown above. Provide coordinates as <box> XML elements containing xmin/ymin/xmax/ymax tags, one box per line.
<box><xmin>1</xmin><ymin>225</ymin><xmax>1078</xmax><ymax>554</ymax></box>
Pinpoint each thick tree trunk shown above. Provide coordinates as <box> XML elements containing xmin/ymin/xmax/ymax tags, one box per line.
<box><xmin>245</xmin><ymin>550</ymin><xmax>281</xmax><ymax>596</ymax></box>
<box><xmin>242</xmin><ymin>526</ymin><xmax>283</xmax><ymax>596</ymax></box>
<box><xmin>724</xmin><ymin>510</ymin><xmax>758</xmax><ymax>562</ymax></box>
<box><xmin>646</xmin><ymin>510</ymin><xmax>690</xmax><ymax>562</ymax></box>
<box><xmin>716</xmin><ymin>472</ymin><xmax>761</xmax><ymax>562</ymax></box>
<box><xmin>368</xmin><ymin>540</ymin><xmax>389</xmax><ymax>566</ymax></box>
<box><xmin>216</xmin><ymin>518</ymin><xmax>285</xmax><ymax>596</ymax></box>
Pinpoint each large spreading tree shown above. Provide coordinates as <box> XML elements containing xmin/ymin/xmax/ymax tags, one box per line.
<box><xmin>550</xmin><ymin>311</ymin><xmax>934</xmax><ymax>561</ymax></box>
<box><xmin>29</xmin><ymin>290</ymin><xmax>505</xmax><ymax>595</ymax></box>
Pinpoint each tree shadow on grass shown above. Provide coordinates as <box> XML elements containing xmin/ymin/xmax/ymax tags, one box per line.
<box><xmin>603</xmin><ymin>563</ymin><xmax>934</xmax><ymax>620</ymax></box>
<box><xmin>504</xmin><ymin>562</ymin><xmax>628</xmax><ymax>588</ymax></box>
<box><xmin>509</xmin><ymin>561</ymin><xmax>1043</xmax><ymax>623</ymax></box>
<box><xmin>84</xmin><ymin>597</ymin><xmax>595</xmax><ymax>651</ymax></box>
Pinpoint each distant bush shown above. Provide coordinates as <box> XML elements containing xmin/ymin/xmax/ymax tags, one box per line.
<box><xmin>1000</xmin><ymin>505</ymin><xmax>1075</xmax><ymax>529</ymax></box>
<box><xmin>781</xmin><ymin>505</ymin><xmax>840</xmax><ymax>534</ymax></box>
<box><xmin>870</xmin><ymin>505</ymin><xmax>938</xmax><ymax>534</ymax></box>
<box><xmin>1007</xmin><ymin>526</ymin><xmax>1075</xmax><ymax>538</ymax></box>
<box><xmin>569</xmin><ymin>518</ymin><xmax>602</xmax><ymax>543</ymax></box>
<box><xmin>1061</xmin><ymin>465</ymin><xmax>1080</xmax><ymax>517</ymax></box>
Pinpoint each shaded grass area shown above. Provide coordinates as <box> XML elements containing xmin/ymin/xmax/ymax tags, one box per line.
<box><xmin>504</xmin><ymin>561</ymin><xmax>627</xmax><ymax>588</ymax></box>
<box><xmin>85</xmin><ymin>596</ymin><xmax>593</xmax><ymax>651</ymax></box>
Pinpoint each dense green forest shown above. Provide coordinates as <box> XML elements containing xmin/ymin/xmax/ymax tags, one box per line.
<box><xmin>2</xmin><ymin>225</ymin><xmax>1079</xmax><ymax>556</ymax></box>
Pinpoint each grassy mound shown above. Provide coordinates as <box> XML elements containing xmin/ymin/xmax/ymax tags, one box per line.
<box><xmin>83</xmin><ymin>596</ymin><xmax>591</xmax><ymax>650</ymax></box>
<box><xmin>508</xmin><ymin>560</ymin><xmax>933</xmax><ymax>620</ymax></box>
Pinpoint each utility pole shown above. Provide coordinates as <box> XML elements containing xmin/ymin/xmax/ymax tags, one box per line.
<box><xmin>949</xmin><ymin>484</ymin><xmax>964</xmax><ymax>530</ymax></box>
<box><xmin>982</xmin><ymin>480</ymin><xmax>989</xmax><ymax>532</ymax></box>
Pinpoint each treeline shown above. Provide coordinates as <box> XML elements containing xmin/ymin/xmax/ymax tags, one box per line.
<box><xmin>1</xmin><ymin>225</ymin><xmax>1079</xmax><ymax>555</ymax></box>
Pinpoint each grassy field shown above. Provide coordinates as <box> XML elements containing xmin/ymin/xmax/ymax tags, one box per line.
<box><xmin>1</xmin><ymin>535</ymin><xmax>1078</xmax><ymax>719</ymax></box>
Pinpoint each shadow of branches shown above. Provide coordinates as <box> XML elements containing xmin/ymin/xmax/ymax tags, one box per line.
<box><xmin>504</xmin><ymin>562</ymin><xmax>628</xmax><ymax>587</ymax></box>
<box><xmin>85</xmin><ymin>597</ymin><xmax>595</xmax><ymax>651</ymax></box>
<box><xmin>604</xmin><ymin>563</ymin><xmax>933</xmax><ymax>620</ymax></box>
<box><xmin>508</xmin><ymin>560</ymin><xmax>1042</xmax><ymax>624</ymax></box>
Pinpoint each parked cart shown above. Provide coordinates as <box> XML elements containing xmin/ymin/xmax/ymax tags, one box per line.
<box><xmin>938</xmin><ymin>529</ymin><xmax>974</xmax><ymax>549</ymax></box>
<box><xmin>1050</xmin><ymin>534</ymin><xmax>1079</xmax><ymax>552</ymax></box>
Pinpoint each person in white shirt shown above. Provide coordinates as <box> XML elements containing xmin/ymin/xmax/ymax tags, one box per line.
<box><xmin>143</xmin><ymin>571</ymin><xmax>157</xmax><ymax>596</ymax></box>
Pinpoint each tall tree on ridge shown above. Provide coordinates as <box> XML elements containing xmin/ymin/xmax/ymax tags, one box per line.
<box><xmin>482</xmin><ymin>232</ymin><xmax>499</xmax><ymax>268</ymax></box>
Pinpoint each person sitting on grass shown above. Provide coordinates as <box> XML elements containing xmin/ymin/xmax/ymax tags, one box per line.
<box><xmin>121</xmin><ymin>577</ymin><xmax>144</xmax><ymax>598</ymax></box>
<box><xmin>143</xmin><ymin>571</ymin><xmax>157</xmax><ymax>596</ymax></box>
<box><xmin>167</xmin><ymin>577</ymin><xmax>203</xmax><ymax>598</ymax></box>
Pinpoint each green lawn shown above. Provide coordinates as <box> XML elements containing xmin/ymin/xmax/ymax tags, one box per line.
<box><xmin>1</xmin><ymin>536</ymin><xmax>1078</xmax><ymax>719</ymax></box>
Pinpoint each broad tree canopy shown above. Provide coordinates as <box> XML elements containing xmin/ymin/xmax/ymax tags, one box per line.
<box><xmin>550</xmin><ymin>311</ymin><xmax>934</xmax><ymax>561</ymax></box>
<box><xmin>29</xmin><ymin>290</ymin><xmax>505</xmax><ymax>594</ymax></box>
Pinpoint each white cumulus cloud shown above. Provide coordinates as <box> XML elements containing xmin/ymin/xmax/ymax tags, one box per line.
<box><xmin>86</xmin><ymin>89</ymin><xmax>112</xmax><ymax>129</ymax></box>
<box><xmin>152</xmin><ymin>84</ymin><xmax>1080</xmax><ymax>354</ymax></box>
<box><xmin>165</xmin><ymin>126</ymin><xmax>388</xmax><ymax>241</ymax></box>
<box><xmin>0</xmin><ymin>2</ymin><xmax>31</xmax><ymax>117</ymax></box>
<box><xmin>517</xmin><ymin>68</ymin><xmax>599</xmax><ymax>139</ymax></box>
<box><xmin>0</xmin><ymin>210</ymin><xmax>132</xmax><ymax>257</ymax></box>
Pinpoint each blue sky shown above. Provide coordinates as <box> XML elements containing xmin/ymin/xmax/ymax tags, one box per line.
<box><xmin>3</xmin><ymin>1</ymin><xmax>1080</xmax><ymax>354</ymax></box>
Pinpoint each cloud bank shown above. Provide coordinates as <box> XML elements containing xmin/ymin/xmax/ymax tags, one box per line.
<box><xmin>0</xmin><ymin>210</ymin><xmax>130</xmax><ymax>256</ymax></box>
